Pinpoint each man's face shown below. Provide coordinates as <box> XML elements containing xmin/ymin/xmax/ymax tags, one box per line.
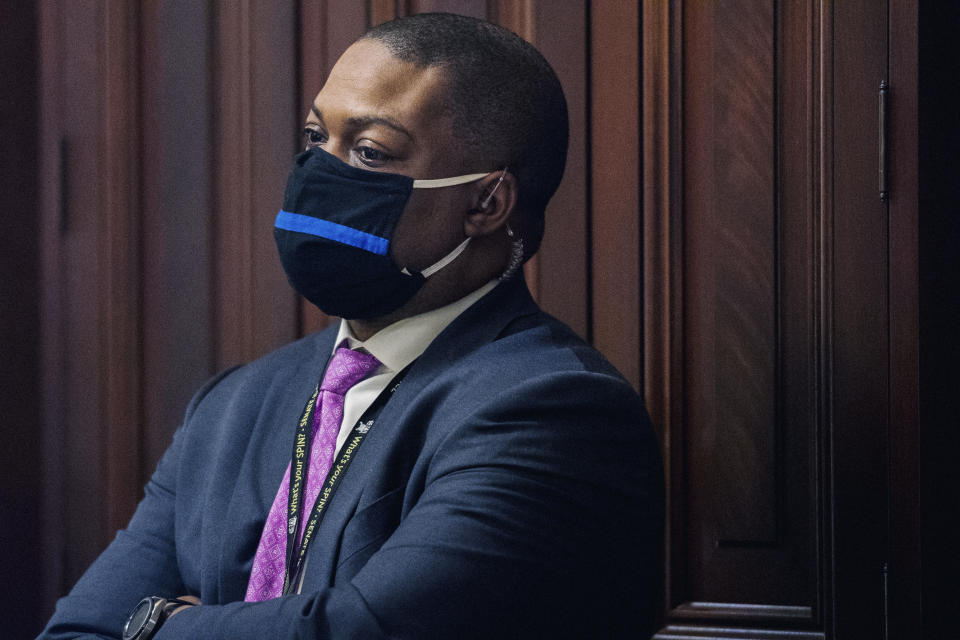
<box><xmin>305</xmin><ymin>40</ymin><xmax>478</xmax><ymax>272</ymax></box>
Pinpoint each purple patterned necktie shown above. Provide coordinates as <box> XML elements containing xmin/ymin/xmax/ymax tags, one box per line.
<box><xmin>245</xmin><ymin>346</ymin><xmax>380</xmax><ymax>601</ymax></box>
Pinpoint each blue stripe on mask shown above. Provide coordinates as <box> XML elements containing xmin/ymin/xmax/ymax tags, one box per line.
<box><xmin>275</xmin><ymin>210</ymin><xmax>390</xmax><ymax>256</ymax></box>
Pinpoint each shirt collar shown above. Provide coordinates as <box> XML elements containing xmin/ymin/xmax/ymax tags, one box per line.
<box><xmin>333</xmin><ymin>280</ymin><xmax>499</xmax><ymax>373</ymax></box>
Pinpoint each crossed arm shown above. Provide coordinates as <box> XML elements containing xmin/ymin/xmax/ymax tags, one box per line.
<box><xmin>39</xmin><ymin>372</ymin><xmax>662</xmax><ymax>639</ymax></box>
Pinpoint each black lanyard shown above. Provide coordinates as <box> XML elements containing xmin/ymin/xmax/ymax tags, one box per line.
<box><xmin>281</xmin><ymin>360</ymin><xmax>413</xmax><ymax>595</ymax></box>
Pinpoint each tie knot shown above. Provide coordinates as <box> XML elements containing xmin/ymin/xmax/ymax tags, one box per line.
<box><xmin>320</xmin><ymin>346</ymin><xmax>380</xmax><ymax>395</ymax></box>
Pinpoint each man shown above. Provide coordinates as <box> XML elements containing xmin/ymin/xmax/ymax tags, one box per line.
<box><xmin>40</xmin><ymin>13</ymin><xmax>662</xmax><ymax>639</ymax></box>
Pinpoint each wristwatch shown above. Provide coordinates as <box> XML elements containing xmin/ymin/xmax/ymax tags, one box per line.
<box><xmin>122</xmin><ymin>596</ymin><xmax>195</xmax><ymax>640</ymax></box>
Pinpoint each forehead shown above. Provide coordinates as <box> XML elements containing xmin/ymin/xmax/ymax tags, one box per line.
<box><xmin>313</xmin><ymin>40</ymin><xmax>451</xmax><ymax>136</ymax></box>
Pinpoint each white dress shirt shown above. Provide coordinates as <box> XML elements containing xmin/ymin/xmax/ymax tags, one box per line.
<box><xmin>330</xmin><ymin>280</ymin><xmax>498</xmax><ymax>455</ymax></box>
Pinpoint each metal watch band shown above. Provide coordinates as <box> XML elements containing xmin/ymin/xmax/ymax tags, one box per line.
<box><xmin>122</xmin><ymin>596</ymin><xmax>196</xmax><ymax>640</ymax></box>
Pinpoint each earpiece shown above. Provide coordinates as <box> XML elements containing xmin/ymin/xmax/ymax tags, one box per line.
<box><xmin>500</xmin><ymin>223</ymin><xmax>524</xmax><ymax>281</ymax></box>
<box><xmin>479</xmin><ymin>168</ymin><xmax>508</xmax><ymax>210</ymax></box>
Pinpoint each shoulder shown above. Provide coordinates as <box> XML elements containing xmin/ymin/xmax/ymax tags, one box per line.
<box><xmin>169</xmin><ymin>328</ymin><xmax>338</xmax><ymax>459</ymax></box>
<box><xmin>186</xmin><ymin>328</ymin><xmax>335</xmax><ymax>410</ymax></box>
<box><xmin>443</xmin><ymin>308</ymin><xmax>636</xmax><ymax>405</ymax></box>
<box><xmin>227</xmin><ymin>328</ymin><xmax>335</xmax><ymax>385</ymax></box>
<box><xmin>412</xmin><ymin>308</ymin><xmax>651</xmax><ymax>458</ymax></box>
<box><xmin>410</xmin><ymin>307</ymin><xmax>662</xmax><ymax>526</ymax></box>
<box><xmin>163</xmin><ymin>327</ymin><xmax>339</xmax><ymax>491</ymax></box>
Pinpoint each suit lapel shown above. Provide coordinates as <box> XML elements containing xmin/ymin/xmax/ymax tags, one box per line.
<box><xmin>299</xmin><ymin>276</ymin><xmax>540</xmax><ymax>592</ymax></box>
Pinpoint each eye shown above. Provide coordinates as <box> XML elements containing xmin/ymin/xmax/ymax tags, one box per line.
<box><xmin>354</xmin><ymin>145</ymin><xmax>393</xmax><ymax>168</ymax></box>
<box><xmin>303</xmin><ymin>125</ymin><xmax>326</xmax><ymax>150</ymax></box>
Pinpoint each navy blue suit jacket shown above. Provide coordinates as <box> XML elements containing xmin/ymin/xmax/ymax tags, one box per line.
<box><xmin>40</xmin><ymin>277</ymin><xmax>663</xmax><ymax>639</ymax></box>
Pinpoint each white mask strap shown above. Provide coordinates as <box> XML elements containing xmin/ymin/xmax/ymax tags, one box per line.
<box><xmin>412</xmin><ymin>173</ymin><xmax>490</xmax><ymax>189</ymax></box>
<box><xmin>401</xmin><ymin>237</ymin><xmax>471</xmax><ymax>278</ymax></box>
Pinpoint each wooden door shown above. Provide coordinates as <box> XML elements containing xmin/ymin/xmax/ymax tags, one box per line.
<box><xmin>644</xmin><ymin>1</ymin><xmax>920</xmax><ymax>637</ymax></box>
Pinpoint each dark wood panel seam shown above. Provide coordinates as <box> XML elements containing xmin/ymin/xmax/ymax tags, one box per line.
<box><xmin>815</xmin><ymin>0</ymin><xmax>836</xmax><ymax>634</ymax></box>
<box><xmin>102</xmin><ymin>0</ymin><xmax>145</xmax><ymax>537</ymax></box>
<box><xmin>655</xmin><ymin>625</ymin><xmax>825</xmax><ymax>640</ymax></box>
<box><xmin>670</xmin><ymin>601</ymin><xmax>814</xmax><ymax>623</ymax></box>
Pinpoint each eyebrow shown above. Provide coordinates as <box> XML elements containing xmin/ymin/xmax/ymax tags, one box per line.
<box><xmin>310</xmin><ymin>105</ymin><xmax>413</xmax><ymax>141</ymax></box>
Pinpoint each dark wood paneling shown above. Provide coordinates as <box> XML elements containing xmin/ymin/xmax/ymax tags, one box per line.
<box><xmin>212</xmin><ymin>0</ymin><xmax>300</xmax><ymax>370</ymax></box>
<box><xmin>776</xmin><ymin>0</ymin><xmax>821</xmax><ymax>627</ymax></box>
<box><xmin>528</xmin><ymin>0</ymin><xmax>590</xmax><ymax>340</ymax></box>
<box><xmin>649</xmin><ymin>0</ymin><xmax>923</xmax><ymax>637</ymax></box>
<box><xmin>656</xmin><ymin>626</ymin><xmax>824</xmax><ymax>640</ymax></box>
<box><xmin>139</xmin><ymin>0</ymin><xmax>218</xmax><ymax>482</ymax></box>
<box><xmin>409</xmin><ymin>0</ymin><xmax>485</xmax><ymax>18</ymax></box>
<box><xmin>48</xmin><ymin>0</ymin><xmax>111</xmax><ymax>596</ymax></box>
<box><xmin>102</xmin><ymin>0</ymin><xmax>144</xmax><ymax>536</ymax></box>
<box><xmin>679</xmin><ymin>0</ymin><xmax>817</xmax><ymax>612</ymax></box>
<box><xmin>212</xmin><ymin>0</ymin><xmax>256</xmax><ymax>368</ymax></box>
<box><xmin>38</xmin><ymin>0</ymin><xmax>65</xmax><ymax>615</ymax></box>
<box><xmin>886</xmin><ymin>1</ymin><xmax>921</xmax><ymax>636</ymax></box>
<box><xmin>0</xmin><ymin>2</ymin><xmax>42</xmax><ymax>635</ymax></box>
<box><xmin>247</xmin><ymin>1</ymin><xmax>302</xmax><ymax>357</ymax></box>
<box><xmin>829</xmin><ymin>0</ymin><xmax>890</xmax><ymax>635</ymax></box>
<box><xmin>30</xmin><ymin>1</ymin><xmax>936</xmax><ymax>636</ymax></box>
<box><xmin>591</xmin><ymin>0</ymin><xmax>642</xmax><ymax>390</ymax></box>
<box><xmin>646</xmin><ymin>0</ymin><xmax>904</xmax><ymax>635</ymax></box>
<box><xmin>684</xmin><ymin>0</ymin><xmax>778</xmax><ymax>548</ymax></box>
<box><xmin>642</xmin><ymin>0</ymin><xmax>683</xmax><ymax>620</ymax></box>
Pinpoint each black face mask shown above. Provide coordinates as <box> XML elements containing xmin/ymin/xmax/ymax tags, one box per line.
<box><xmin>273</xmin><ymin>147</ymin><xmax>487</xmax><ymax>319</ymax></box>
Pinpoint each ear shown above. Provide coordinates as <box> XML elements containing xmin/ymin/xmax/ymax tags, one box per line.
<box><xmin>465</xmin><ymin>169</ymin><xmax>517</xmax><ymax>237</ymax></box>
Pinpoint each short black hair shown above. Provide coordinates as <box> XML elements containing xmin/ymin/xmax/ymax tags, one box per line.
<box><xmin>360</xmin><ymin>12</ymin><xmax>568</xmax><ymax>259</ymax></box>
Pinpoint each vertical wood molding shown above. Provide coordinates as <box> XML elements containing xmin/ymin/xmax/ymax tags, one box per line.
<box><xmin>101</xmin><ymin>0</ymin><xmax>143</xmax><ymax>539</ymax></box>
<box><xmin>522</xmin><ymin>0</ymin><xmax>590</xmax><ymax>339</ymax></box>
<box><xmin>298</xmin><ymin>0</ymin><xmax>369</xmax><ymax>337</ymax></box>
<box><xmin>298</xmin><ymin>1</ymin><xmax>329</xmax><ymax>117</ymax></box>
<box><xmin>829</xmin><ymin>0</ymin><xmax>891</xmax><ymax>633</ymax></box>
<box><xmin>245</xmin><ymin>0</ymin><xmax>300</xmax><ymax>357</ymax></box>
<box><xmin>815</xmin><ymin>0</ymin><xmax>836</xmax><ymax>632</ymax></box>
<box><xmin>213</xmin><ymin>0</ymin><xmax>300</xmax><ymax>365</ymax></box>
<box><xmin>491</xmin><ymin>0</ymin><xmax>534</xmax><ymax>41</ymax></box>
<box><xmin>885</xmin><ymin>0</ymin><xmax>920</xmax><ymax>634</ymax></box>
<box><xmin>492</xmin><ymin>0</ymin><xmax>539</xmax><ymax>305</ymax></box>
<box><xmin>590</xmin><ymin>0</ymin><xmax>641</xmax><ymax>389</ymax></box>
<box><xmin>643</xmin><ymin>0</ymin><xmax>682</xmax><ymax>618</ymax></box>
<box><xmin>780</xmin><ymin>0</ymin><xmax>823</xmax><ymax>623</ymax></box>
<box><xmin>369</xmin><ymin>0</ymin><xmax>409</xmax><ymax>25</ymax></box>
<box><xmin>299</xmin><ymin>0</ymin><xmax>338</xmax><ymax>336</ymax></box>
<box><xmin>38</xmin><ymin>0</ymin><xmax>66</xmax><ymax>610</ymax></box>
<box><xmin>491</xmin><ymin>0</ymin><xmax>541</xmax><ymax>302</ymax></box>
<box><xmin>298</xmin><ymin>0</ymin><xmax>330</xmax><ymax>336</ymax></box>
<box><xmin>137</xmin><ymin>1</ymin><xmax>218</xmax><ymax>481</ymax></box>
<box><xmin>214</xmin><ymin>0</ymin><xmax>256</xmax><ymax>368</ymax></box>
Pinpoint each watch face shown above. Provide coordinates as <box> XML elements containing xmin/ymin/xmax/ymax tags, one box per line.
<box><xmin>123</xmin><ymin>598</ymin><xmax>154</xmax><ymax>640</ymax></box>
